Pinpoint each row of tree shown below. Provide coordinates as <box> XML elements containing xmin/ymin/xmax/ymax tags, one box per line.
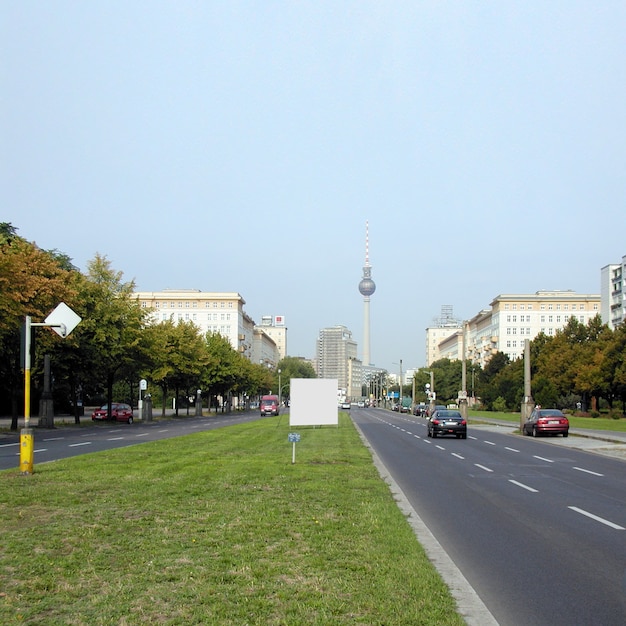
<box><xmin>404</xmin><ymin>316</ymin><xmax>626</xmax><ymax>415</ymax></box>
<box><xmin>0</xmin><ymin>223</ymin><xmax>315</xmax><ymax>430</ymax></box>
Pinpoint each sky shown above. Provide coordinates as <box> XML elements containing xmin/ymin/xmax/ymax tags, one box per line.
<box><xmin>2</xmin><ymin>1</ymin><xmax>625</xmax><ymax>373</ymax></box>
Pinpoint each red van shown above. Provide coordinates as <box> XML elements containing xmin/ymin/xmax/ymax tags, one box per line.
<box><xmin>260</xmin><ymin>395</ymin><xmax>280</xmax><ymax>416</ymax></box>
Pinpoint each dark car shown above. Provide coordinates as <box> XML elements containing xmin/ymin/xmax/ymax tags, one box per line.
<box><xmin>413</xmin><ymin>403</ymin><xmax>428</xmax><ymax>416</ymax></box>
<box><xmin>426</xmin><ymin>404</ymin><xmax>447</xmax><ymax>418</ymax></box>
<box><xmin>427</xmin><ymin>409</ymin><xmax>467</xmax><ymax>439</ymax></box>
<box><xmin>522</xmin><ymin>408</ymin><xmax>569</xmax><ymax>437</ymax></box>
<box><xmin>91</xmin><ymin>402</ymin><xmax>134</xmax><ymax>424</ymax></box>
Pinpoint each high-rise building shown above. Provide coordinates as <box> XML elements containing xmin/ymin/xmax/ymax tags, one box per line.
<box><xmin>601</xmin><ymin>257</ymin><xmax>626</xmax><ymax>329</ymax></box>
<box><xmin>358</xmin><ymin>221</ymin><xmax>376</xmax><ymax>366</ymax></box>
<box><xmin>316</xmin><ymin>325</ymin><xmax>361</xmax><ymax>400</ymax></box>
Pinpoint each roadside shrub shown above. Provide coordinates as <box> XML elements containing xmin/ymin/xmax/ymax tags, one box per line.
<box><xmin>608</xmin><ymin>408</ymin><xmax>623</xmax><ymax>420</ymax></box>
<box><xmin>492</xmin><ymin>396</ymin><xmax>507</xmax><ymax>412</ymax></box>
<box><xmin>590</xmin><ymin>410</ymin><xmax>601</xmax><ymax>418</ymax></box>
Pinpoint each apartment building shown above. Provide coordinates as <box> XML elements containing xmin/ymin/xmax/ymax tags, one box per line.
<box><xmin>601</xmin><ymin>257</ymin><xmax>626</xmax><ymax>329</ymax></box>
<box><xmin>134</xmin><ymin>289</ymin><xmax>280</xmax><ymax>366</ymax></box>
<box><xmin>436</xmin><ymin>291</ymin><xmax>601</xmax><ymax>368</ymax></box>
<box><xmin>258</xmin><ymin>315</ymin><xmax>288</xmax><ymax>360</ymax></box>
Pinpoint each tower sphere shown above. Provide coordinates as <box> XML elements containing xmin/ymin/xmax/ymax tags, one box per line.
<box><xmin>359</xmin><ymin>275</ymin><xmax>376</xmax><ymax>297</ymax></box>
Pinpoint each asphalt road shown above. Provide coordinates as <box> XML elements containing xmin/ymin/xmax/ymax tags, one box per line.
<box><xmin>351</xmin><ymin>407</ymin><xmax>626</xmax><ymax>626</ymax></box>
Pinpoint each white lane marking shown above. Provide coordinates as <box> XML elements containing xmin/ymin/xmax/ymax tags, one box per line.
<box><xmin>474</xmin><ymin>464</ymin><xmax>493</xmax><ymax>473</ymax></box>
<box><xmin>108</xmin><ymin>437</ymin><xmax>124</xmax><ymax>441</ymax></box>
<box><xmin>69</xmin><ymin>442</ymin><xmax>92</xmax><ymax>447</ymax></box>
<box><xmin>568</xmin><ymin>506</ymin><xmax>625</xmax><ymax>530</ymax></box>
<box><xmin>135</xmin><ymin>433</ymin><xmax>149</xmax><ymax>438</ymax></box>
<box><xmin>0</xmin><ymin>442</ymin><xmax>19</xmax><ymax>448</ymax></box>
<box><xmin>533</xmin><ymin>455</ymin><xmax>554</xmax><ymax>463</ymax></box>
<box><xmin>484</xmin><ymin>440</ymin><xmax>496</xmax><ymax>446</ymax></box>
<box><xmin>468</xmin><ymin>435</ymin><xmax>478</xmax><ymax>440</ymax></box>
<box><xmin>42</xmin><ymin>437</ymin><xmax>64</xmax><ymax>441</ymax></box>
<box><xmin>158</xmin><ymin>429</ymin><xmax>170</xmax><ymax>433</ymax></box>
<box><xmin>573</xmin><ymin>467</ymin><xmax>603</xmax><ymax>477</ymax></box>
<box><xmin>413</xmin><ymin>434</ymin><xmax>421</xmax><ymax>439</ymax></box>
<box><xmin>505</xmin><ymin>446</ymin><xmax>519</xmax><ymax>453</ymax></box>
<box><xmin>436</xmin><ymin>445</ymin><xmax>445</xmax><ymax>451</ymax></box>
<box><xmin>451</xmin><ymin>453</ymin><xmax>465</xmax><ymax>460</ymax></box>
<box><xmin>34</xmin><ymin>448</ymin><xmax>48</xmax><ymax>453</ymax></box>
<box><xmin>509</xmin><ymin>480</ymin><xmax>538</xmax><ymax>493</ymax></box>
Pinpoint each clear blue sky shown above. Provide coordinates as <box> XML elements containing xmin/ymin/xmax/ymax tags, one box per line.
<box><xmin>2</xmin><ymin>2</ymin><xmax>625</xmax><ymax>372</ymax></box>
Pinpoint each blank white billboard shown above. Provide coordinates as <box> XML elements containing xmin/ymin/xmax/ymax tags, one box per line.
<box><xmin>289</xmin><ymin>378</ymin><xmax>339</xmax><ymax>426</ymax></box>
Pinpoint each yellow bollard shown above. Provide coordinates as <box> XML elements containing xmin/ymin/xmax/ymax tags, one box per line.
<box><xmin>20</xmin><ymin>428</ymin><xmax>34</xmax><ymax>474</ymax></box>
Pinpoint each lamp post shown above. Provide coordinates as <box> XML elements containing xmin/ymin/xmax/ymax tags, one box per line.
<box><xmin>399</xmin><ymin>359</ymin><xmax>403</xmax><ymax>411</ymax></box>
<box><xmin>278</xmin><ymin>369</ymin><xmax>282</xmax><ymax>409</ymax></box>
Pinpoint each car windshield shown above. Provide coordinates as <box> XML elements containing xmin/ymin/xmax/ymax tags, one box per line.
<box><xmin>540</xmin><ymin>410</ymin><xmax>564</xmax><ymax>417</ymax></box>
<box><xmin>437</xmin><ymin>411</ymin><xmax>461</xmax><ymax>418</ymax></box>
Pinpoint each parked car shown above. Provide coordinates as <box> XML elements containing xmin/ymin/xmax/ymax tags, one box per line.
<box><xmin>522</xmin><ymin>408</ymin><xmax>569</xmax><ymax>437</ymax></box>
<box><xmin>427</xmin><ymin>409</ymin><xmax>467</xmax><ymax>439</ymax></box>
<box><xmin>340</xmin><ymin>401</ymin><xmax>351</xmax><ymax>410</ymax></box>
<box><xmin>91</xmin><ymin>403</ymin><xmax>134</xmax><ymax>424</ymax></box>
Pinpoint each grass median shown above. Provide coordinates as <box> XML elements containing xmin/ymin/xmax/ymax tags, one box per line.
<box><xmin>0</xmin><ymin>413</ymin><xmax>464</xmax><ymax>625</ymax></box>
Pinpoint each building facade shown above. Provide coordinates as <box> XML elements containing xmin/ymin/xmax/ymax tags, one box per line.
<box><xmin>257</xmin><ymin>315</ymin><xmax>288</xmax><ymax>361</ymax></box>
<box><xmin>134</xmin><ymin>289</ymin><xmax>280</xmax><ymax>366</ymax></box>
<box><xmin>436</xmin><ymin>291</ymin><xmax>601</xmax><ymax>368</ymax></box>
<box><xmin>316</xmin><ymin>325</ymin><xmax>361</xmax><ymax>400</ymax></box>
<box><xmin>601</xmin><ymin>257</ymin><xmax>626</xmax><ymax>329</ymax></box>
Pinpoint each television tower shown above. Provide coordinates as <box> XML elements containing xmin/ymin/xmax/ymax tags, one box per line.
<box><xmin>358</xmin><ymin>221</ymin><xmax>376</xmax><ymax>366</ymax></box>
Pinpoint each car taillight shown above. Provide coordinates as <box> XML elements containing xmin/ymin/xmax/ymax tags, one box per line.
<box><xmin>461</xmin><ymin>420</ymin><xmax>466</xmax><ymax>425</ymax></box>
<box><xmin>432</xmin><ymin>419</ymin><xmax>440</xmax><ymax>424</ymax></box>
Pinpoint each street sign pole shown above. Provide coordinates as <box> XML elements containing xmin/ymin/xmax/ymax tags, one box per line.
<box><xmin>21</xmin><ymin>303</ymin><xmax>81</xmax><ymax>474</ymax></box>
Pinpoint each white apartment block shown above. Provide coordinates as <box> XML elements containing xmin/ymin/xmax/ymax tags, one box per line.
<box><xmin>601</xmin><ymin>257</ymin><xmax>626</xmax><ymax>329</ymax></box>
<box><xmin>134</xmin><ymin>289</ymin><xmax>280</xmax><ymax>366</ymax></box>
<box><xmin>436</xmin><ymin>291</ymin><xmax>601</xmax><ymax>368</ymax></box>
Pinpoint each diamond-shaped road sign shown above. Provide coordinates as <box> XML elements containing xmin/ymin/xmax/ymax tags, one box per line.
<box><xmin>45</xmin><ymin>302</ymin><xmax>82</xmax><ymax>338</ymax></box>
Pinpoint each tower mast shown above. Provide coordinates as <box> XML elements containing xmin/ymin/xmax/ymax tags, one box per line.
<box><xmin>358</xmin><ymin>221</ymin><xmax>376</xmax><ymax>366</ymax></box>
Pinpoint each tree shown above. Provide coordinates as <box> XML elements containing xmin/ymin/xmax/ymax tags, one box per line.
<box><xmin>274</xmin><ymin>356</ymin><xmax>316</xmax><ymax>400</ymax></box>
<box><xmin>74</xmin><ymin>254</ymin><xmax>147</xmax><ymax>420</ymax></box>
<box><xmin>0</xmin><ymin>231</ymin><xmax>78</xmax><ymax>427</ymax></box>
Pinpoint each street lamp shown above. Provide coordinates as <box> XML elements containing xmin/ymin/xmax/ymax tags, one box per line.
<box><xmin>278</xmin><ymin>369</ymin><xmax>282</xmax><ymax>408</ymax></box>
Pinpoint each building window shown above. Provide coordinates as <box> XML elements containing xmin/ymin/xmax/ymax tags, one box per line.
<box><xmin>549</xmin><ymin>316</ymin><xmax>553</xmax><ymax>323</ymax></box>
<box><xmin>507</xmin><ymin>315</ymin><xmax>511</xmax><ymax>322</ymax></box>
<box><xmin>185</xmin><ymin>302</ymin><xmax>190</xmax><ymax>308</ymax></box>
<box><xmin>556</xmin><ymin>304</ymin><xmax>561</xmax><ymax>310</ymax></box>
<box><xmin>548</xmin><ymin>304</ymin><xmax>553</xmax><ymax>310</ymax></box>
<box><xmin>593</xmin><ymin>303</ymin><xmax>599</xmax><ymax>310</ymax></box>
<box><xmin>541</xmin><ymin>315</ymin><xmax>545</xmax><ymax>323</ymax></box>
<box><xmin>155</xmin><ymin>302</ymin><xmax>160</xmax><ymax>308</ymax></box>
<box><xmin>505</xmin><ymin>304</ymin><xmax>510</xmax><ymax>310</ymax></box>
<box><xmin>541</xmin><ymin>304</ymin><xmax>546</xmax><ymax>310</ymax></box>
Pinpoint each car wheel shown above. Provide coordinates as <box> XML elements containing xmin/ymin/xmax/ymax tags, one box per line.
<box><xmin>462</xmin><ymin>433</ymin><xmax>467</xmax><ymax>439</ymax></box>
<box><xmin>533</xmin><ymin>427</ymin><xmax>539</xmax><ymax>437</ymax></box>
<box><xmin>563</xmin><ymin>431</ymin><xmax>568</xmax><ymax>437</ymax></box>
<box><xmin>127</xmin><ymin>417</ymin><xmax>133</xmax><ymax>424</ymax></box>
<box><xmin>432</xmin><ymin>431</ymin><xmax>437</xmax><ymax>438</ymax></box>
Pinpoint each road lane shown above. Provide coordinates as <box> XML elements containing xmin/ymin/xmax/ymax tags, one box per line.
<box><xmin>351</xmin><ymin>408</ymin><xmax>626</xmax><ymax>626</ymax></box>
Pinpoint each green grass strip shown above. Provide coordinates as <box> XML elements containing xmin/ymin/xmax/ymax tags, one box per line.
<box><xmin>0</xmin><ymin>414</ymin><xmax>464</xmax><ymax>625</ymax></box>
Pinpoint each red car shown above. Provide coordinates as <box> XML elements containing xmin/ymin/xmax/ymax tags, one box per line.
<box><xmin>522</xmin><ymin>408</ymin><xmax>569</xmax><ymax>437</ymax></box>
<box><xmin>91</xmin><ymin>403</ymin><xmax>134</xmax><ymax>424</ymax></box>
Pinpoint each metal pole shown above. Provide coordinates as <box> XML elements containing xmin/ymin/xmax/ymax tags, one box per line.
<box><xmin>21</xmin><ymin>316</ymin><xmax>34</xmax><ymax>474</ymax></box>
